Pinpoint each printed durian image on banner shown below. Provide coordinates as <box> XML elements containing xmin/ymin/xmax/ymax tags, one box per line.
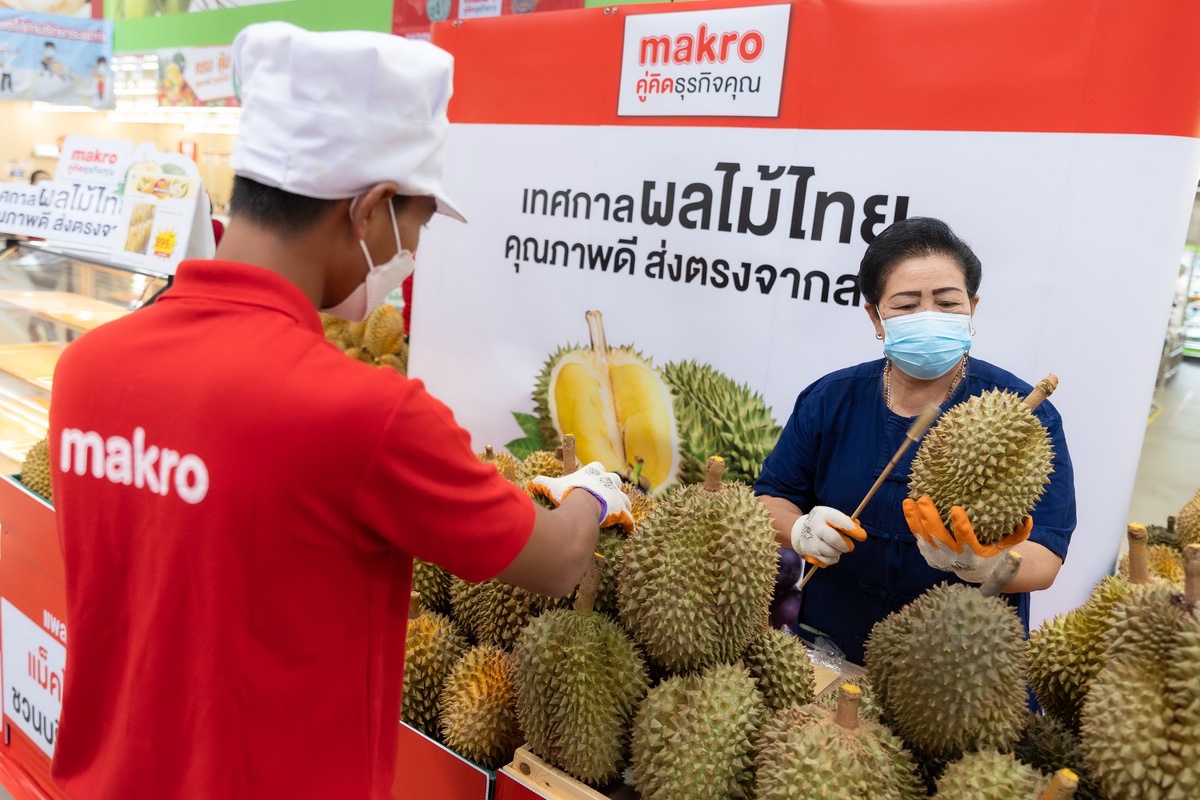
<box><xmin>517</xmin><ymin>309</ymin><xmax>779</xmax><ymax>493</ymax></box>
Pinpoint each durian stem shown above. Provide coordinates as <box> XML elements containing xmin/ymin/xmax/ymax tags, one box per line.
<box><xmin>833</xmin><ymin>684</ymin><xmax>861</xmax><ymax>730</ymax></box>
<box><xmin>703</xmin><ymin>456</ymin><xmax>725</xmax><ymax>492</ymax></box>
<box><xmin>1022</xmin><ymin>374</ymin><xmax>1059</xmax><ymax>411</ymax></box>
<box><xmin>562</xmin><ymin>434</ymin><xmax>577</xmax><ymax>474</ymax></box>
<box><xmin>573</xmin><ymin>553</ymin><xmax>606</xmax><ymax>616</ymax></box>
<box><xmin>980</xmin><ymin>550</ymin><xmax>1021</xmax><ymax>598</ymax></box>
<box><xmin>1038</xmin><ymin>769</ymin><xmax>1079</xmax><ymax>800</ymax></box>
<box><xmin>483</xmin><ymin>445</ymin><xmax>495</xmax><ymax>461</ymax></box>
<box><xmin>409</xmin><ymin>592</ymin><xmax>422</xmax><ymax>620</ymax></box>
<box><xmin>1168</xmin><ymin>515</ymin><xmax>1177</xmax><ymax>534</ymax></box>
<box><xmin>1127</xmin><ymin>524</ymin><xmax>1150</xmax><ymax>585</ymax></box>
<box><xmin>1184</xmin><ymin>545</ymin><xmax>1200</xmax><ymax>609</ymax></box>
<box><xmin>586</xmin><ymin>310</ymin><xmax>608</xmax><ymax>355</ymax></box>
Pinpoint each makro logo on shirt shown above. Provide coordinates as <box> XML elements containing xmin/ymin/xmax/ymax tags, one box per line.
<box><xmin>59</xmin><ymin>427</ymin><xmax>210</xmax><ymax>505</ymax></box>
<box><xmin>617</xmin><ymin>4</ymin><xmax>791</xmax><ymax>118</ymax></box>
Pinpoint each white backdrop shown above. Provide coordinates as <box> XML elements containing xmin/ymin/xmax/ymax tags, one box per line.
<box><xmin>412</xmin><ymin>123</ymin><xmax>1200</xmax><ymax>626</ymax></box>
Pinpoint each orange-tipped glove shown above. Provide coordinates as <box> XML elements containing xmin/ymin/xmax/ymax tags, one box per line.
<box><xmin>529</xmin><ymin>462</ymin><xmax>635</xmax><ymax>534</ymax></box>
<box><xmin>903</xmin><ymin>495</ymin><xmax>1032</xmax><ymax>583</ymax></box>
<box><xmin>790</xmin><ymin>506</ymin><xmax>868</xmax><ymax>568</ymax></box>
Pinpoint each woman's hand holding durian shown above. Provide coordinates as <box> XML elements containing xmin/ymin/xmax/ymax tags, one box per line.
<box><xmin>903</xmin><ymin>495</ymin><xmax>1033</xmax><ymax>583</ymax></box>
<box><xmin>790</xmin><ymin>506</ymin><xmax>868</xmax><ymax>567</ymax></box>
<box><xmin>529</xmin><ymin>462</ymin><xmax>635</xmax><ymax>534</ymax></box>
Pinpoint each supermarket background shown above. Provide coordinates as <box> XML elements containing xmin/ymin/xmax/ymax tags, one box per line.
<box><xmin>0</xmin><ymin>1</ymin><xmax>1199</xmax><ymax>798</ymax></box>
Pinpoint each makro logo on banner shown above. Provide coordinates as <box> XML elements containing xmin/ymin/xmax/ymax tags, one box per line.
<box><xmin>56</xmin><ymin>136</ymin><xmax>133</xmax><ymax>186</ymax></box>
<box><xmin>618</xmin><ymin>4</ymin><xmax>791</xmax><ymax>118</ymax></box>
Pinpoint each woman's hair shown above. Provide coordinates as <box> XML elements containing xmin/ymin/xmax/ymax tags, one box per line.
<box><xmin>29</xmin><ymin>170</ymin><xmax>50</xmax><ymax>185</ymax></box>
<box><xmin>857</xmin><ymin>217</ymin><xmax>982</xmax><ymax>305</ymax></box>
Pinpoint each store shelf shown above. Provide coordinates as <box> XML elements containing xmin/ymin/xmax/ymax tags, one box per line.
<box><xmin>0</xmin><ymin>345</ymin><xmax>65</xmax><ymax>393</ymax></box>
<box><xmin>0</xmin><ymin>292</ymin><xmax>128</xmax><ymax>333</ymax></box>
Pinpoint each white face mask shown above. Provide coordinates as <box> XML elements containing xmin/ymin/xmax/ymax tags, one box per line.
<box><xmin>322</xmin><ymin>198</ymin><xmax>415</xmax><ymax>322</ymax></box>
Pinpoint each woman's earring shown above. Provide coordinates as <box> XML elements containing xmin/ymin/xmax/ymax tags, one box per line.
<box><xmin>875</xmin><ymin>332</ymin><xmax>883</xmax><ymax>341</ymax></box>
<box><xmin>969</xmin><ymin>325</ymin><xmax>976</xmax><ymax>336</ymax></box>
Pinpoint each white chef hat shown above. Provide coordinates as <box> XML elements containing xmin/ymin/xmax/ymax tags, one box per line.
<box><xmin>231</xmin><ymin>21</ymin><xmax>465</xmax><ymax>222</ymax></box>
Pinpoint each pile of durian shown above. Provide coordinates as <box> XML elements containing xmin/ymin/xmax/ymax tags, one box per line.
<box><xmin>18</xmin><ymin>437</ymin><xmax>53</xmax><ymax>502</ymax></box>
<box><xmin>403</xmin><ymin>438</ymin><xmax>1199</xmax><ymax>800</ymax></box>
<box><xmin>320</xmin><ymin>304</ymin><xmax>408</xmax><ymax>374</ymax></box>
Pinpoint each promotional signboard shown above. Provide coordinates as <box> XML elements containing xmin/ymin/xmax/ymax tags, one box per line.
<box><xmin>421</xmin><ymin>0</ymin><xmax>1200</xmax><ymax>626</ymax></box>
<box><xmin>1</xmin><ymin>599</ymin><xmax>65</xmax><ymax>759</ymax></box>
<box><xmin>0</xmin><ymin>8</ymin><xmax>113</xmax><ymax>108</ymax></box>
<box><xmin>393</xmin><ymin>0</ymin><xmax>583</xmax><ymax>40</ymax></box>
<box><xmin>0</xmin><ymin>2</ymin><xmax>92</xmax><ymax>17</ymax></box>
<box><xmin>156</xmin><ymin>44</ymin><xmax>236</xmax><ymax>107</ymax></box>
<box><xmin>109</xmin><ymin>0</ymin><xmax>292</xmax><ymax>19</ymax></box>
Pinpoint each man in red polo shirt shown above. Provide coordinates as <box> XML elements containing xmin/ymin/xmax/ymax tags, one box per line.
<box><xmin>47</xmin><ymin>22</ymin><xmax>630</xmax><ymax>799</ymax></box>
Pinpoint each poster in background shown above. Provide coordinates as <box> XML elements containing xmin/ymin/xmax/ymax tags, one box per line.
<box><xmin>109</xmin><ymin>0</ymin><xmax>290</xmax><ymax>20</ymax></box>
<box><xmin>1</xmin><ymin>599</ymin><xmax>66</xmax><ymax>759</ymax></box>
<box><xmin>108</xmin><ymin>142</ymin><xmax>206</xmax><ymax>272</ymax></box>
<box><xmin>393</xmin><ymin>0</ymin><xmax>582</xmax><ymax>40</ymax></box>
<box><xmin>0</xmin><ymin>1</ymin><xmax>92</xmax><ymax>17</ymax></box>
<box><xmin>0</xmin><ymin>8</ymin><xmax>113</xmax><ymax>108</ymax></box>
<box><xmin>420</xmin><ymin>0</ymin><xmax>1200</xmax><ymax>628</ymax></box>
<box><xmin>156</xmin><ymin>43</ymin><xmax>236</xmax><ymax>106</ymax></box>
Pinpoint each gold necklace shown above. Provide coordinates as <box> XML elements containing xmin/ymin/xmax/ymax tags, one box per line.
<box><xmin>884</xmin><ymin>356</ymin><xmax>967</xmax><ymax>411</ymax></box>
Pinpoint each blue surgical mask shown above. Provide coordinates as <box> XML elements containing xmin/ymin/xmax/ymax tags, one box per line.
<box><xmin>882</xmin><ymin>310</ymin><xmax>972</xmax><ymax>380</ymax></box>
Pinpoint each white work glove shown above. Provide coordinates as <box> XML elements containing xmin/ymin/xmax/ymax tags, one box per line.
<box><xmin>903</xmin><ymin>497</ymin><xmax>1031</xmax><ymax>584</ymax></box>
<box><xmin>790</xmin><ymin>506</ymin><xmax>867</xmax><ymax>567</ymax></box>
<box><xmin>529</xmin><ymin>462</ymin><xmax>634</xmax><ymax>534</ymax></box>
<box><xmin>913</xmin><ymin>536</ymin><xmax>1000</xmax><ymax>584</ymax></box>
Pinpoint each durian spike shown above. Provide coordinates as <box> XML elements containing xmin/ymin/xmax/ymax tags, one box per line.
<box><xmin>562</xmin><ymin>434</ymin><xmax>577</xmax><ymax>474</ymax></box>
<box><xmin>1022</xmin><ymin>374</ymin><xmax>1059</xmax><ymax>411</ymax></box>
<box><xmin>1038</xmin><ymin>769</ymin><xmax>1079</xmax><ymax>800</ymax></box>
<box><xmin>1126</xmin><ymin>524</ymin><xmax>1150</xmax><ymax>585</ymax></box>
<box><xmin>497</xmin><ymin>459</ymin><xmax>516</xmax><ymax>482</ymax></box>
<box><xmin>409</xmin><ymin>592</ymin><xmax>423</xmax><ymax>620</ymax></box>
<box><xmin>833</xmin><ymin>684</ymin><xmax>862</xmax><ymax>730</ymax></box>
<box><xmin>1184</xmin><ymin>544</ymin><xmax>1200</xmax><ymax>609</ymax></box>
<box><xmin>573</xmin><ymin>553</ymin><xmax>606</xmax><ymax>616</ymax></box>
<box><xmin>585</xmin><ymin>309</ymin><xmax>608</xmax><ymax>354</ymax></box>
<box><xmin>980</xmin><ymin>550</ymin><xmax>1021</xmax><ymax>598</ymax></box>
<box><xmin>703</xmin><ymin>456</ymin><xmax>725</xmax><ymax>492</ymax></box>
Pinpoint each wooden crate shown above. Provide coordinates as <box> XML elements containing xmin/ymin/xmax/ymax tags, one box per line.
<box><xmin>498</xmin><ymin>748</ymin><xmax>636</xmax><ymax>800</ymax></box>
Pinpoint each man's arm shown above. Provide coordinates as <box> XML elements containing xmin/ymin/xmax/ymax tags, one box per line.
<box><xmin>760</xmin><ymin>494</ymin><xmax>803</xmax><ymax>548</ymax></box>
<box><xmin>497</xmin><ymin>492</ymin><xmax>602</xmax><ymax>598</ymax></box>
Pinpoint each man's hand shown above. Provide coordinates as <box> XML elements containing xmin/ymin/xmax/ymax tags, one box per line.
<box><xmin>529</xmin><ymin>462</ymin><xmax>634</xmax><ymax>534</ymax></box>
<box><xmin>790</xmin><ymin>506</ymin><xmax>868</xmax><ymax>567</ymax></box>
<box><xmin>903</xmin><ymin>495</ymin><xmax>1032</xmax><ymax>583</ymax></box>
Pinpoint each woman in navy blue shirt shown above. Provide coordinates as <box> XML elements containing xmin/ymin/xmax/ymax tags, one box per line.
<box><xmin>755</xmin><ymin>217</ymin><xmax>1076</xmax><ymax>666</ymax></box>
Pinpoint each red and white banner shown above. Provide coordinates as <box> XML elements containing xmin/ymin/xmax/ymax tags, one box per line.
<box><xmin>417</xmin><ymin>0</ymin><xmax>1200</xmax><ymax>626</ymax></box>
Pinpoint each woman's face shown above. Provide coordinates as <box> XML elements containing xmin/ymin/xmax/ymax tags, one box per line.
<box><xmin>866</xmin><ymin>252</ymin><xmax>979</xmax><ymax>337</ymax></box>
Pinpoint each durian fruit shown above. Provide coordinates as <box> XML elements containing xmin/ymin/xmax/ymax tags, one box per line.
<box><xmin>402</xmin><ymin>602</ymin><xmax>469</xmax><ymax>739</ymax></box>
<box><xmin>1029</xmin><ymin>526</ymin><xmax>1154</xmax><ymax>730</ymax></box>
<box><xmin>1176</xmin><ymin>488</ymin><xmax>1200</xmax><ymax>547</ymax></box>
<box><xmin>618</xmin><ymin>458</ymin><xmax>777</xmax><ymax>673</ymax></box>
<box><xmin>1079</xmin><ymin>546</ymin><xmax>1200</xmax><ymax>800</ymax></box>
<box><xmin>866</xmin><ymin>551</ymin><xmax>1027</xmax><ymax>762</ymax></box>
<box><xmin>590</xmin><ymin>528</ymin><xmax>625</xmax><ymax>617</ymax></box>
<box><xmin>477</xmin><ymin>445</ymin><xmax>521</xmax><ymax>483</ymax></box>
<box><xmin>934</xmin><ymin>750</ymin><xmax>1050</xmax><ymax>799</ymax></box>
<box><xmin>438</xmin><ymin>645</ymin><xmax>522</xmax><ymax>769</ymax></box>
<box><xmin>630</xmin><ymin>663</ymin><xmax>765</xmax><ymax>800</ymax></box>
<box><xmin>518</xmin><ymin>449</ymin><xmax>564</xmax><ymax>485</ymax></box>
<box><xmin>742</xmin><ymin>628</ymin><xmax>815</xmax><ymax>713</ymax></box>
<box><xmin>622</xmin><ymin>481</ymin><xmax>656</xmax><ymax>524</ymax></box>
<box><xmin>1119</xmin><ymin>544</ymin><xmax>1184</xmax><ymax>584</ymax></box>
<box><xmin>533</xmin><ymin>310</ymin><xmax>682</xmax><ymax>493</ymax></box>
<box><xmin>753</xmin><ymin>685</ymin><xmax>924</xmax><ymax>800</ymax></box>
<box><xmin>19</xmin><ymin>438</ymin><xmax>53</xmax><ymax>502</ymax></box>
<box><xmin>908</xmin><ymin>379</ymin><xmax>1056</xmax><ymax>545</ymax></box>
<box><xmin>377</xmin><ymin>348</ymin><xmax>408</xmax><ymax>375</ymax></box>
<box><xmin>512</xmin><ymin>555</ymin><xmax>649</xmax><ymax>786</ymax></box>
<box><xmin>363</xmin><ymin>303</ymin><xmax>406</xmax><ymax>360</ymax></box>
<box><xmin>449</xmin><ymin>577</ymin><xmax>490</xmax><ymax>643</ymax></box>
<box><xmin>450</xmin><ymin>577</ymin><xmax>561</xmax><ymax>651</ymax></box>
<box><xmin>412</xmin><ymin>559</ymin><xmax>452</xmax><ymax>615</ymax></box>
<box><xmin>1147</xmin><ymin>516</ymin><xmax>1181</xmax><ymax>551</ymax></box>
<box><xmin>660</xmin><ymin>359</ymin><xmax>780</xmax><ymax>485</ymax></box>
<box><xmin>1014</xmin><ymin>714</ymin><xmax>1104</xmax><ymax>800</ymax></box>
<box><xmin>817</xmin><ymin>671</ymin><xmax>883</xmax><ymax>724</ymax></box>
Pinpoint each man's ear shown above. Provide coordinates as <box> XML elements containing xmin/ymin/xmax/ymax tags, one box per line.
<box><xmin>348</xmin><ymin>182</ymin><xmax>400</xmax><ymax>240</ymax></box>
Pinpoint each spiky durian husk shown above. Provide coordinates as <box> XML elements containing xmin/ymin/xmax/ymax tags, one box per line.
<box><xmin>866</xmin><ymin>583</ymin><xmax>1028</xmax><ymax>762</ymax></box>
<box><xmin>617</xmin><ymin>480</ymin><xmax>776</xmax><ymax>673</ymax></box>
<box><xmin>439</xmin><ymin>645</ymin><xmax>522</xmax><ymax>769</ymax></box>
<box><xmin>816</xmin><ymin>673</ymin><xmax>884</xmax><ymax>724</ymax></box>
<box><xmin>622</xmin><ymin>482</ymin><xmax>656</xmax><ymax>525</ymax></box>
<box><xmin>518</xmin><ymin>450</ymin><xmax>564</xmax><ymax>485</ymax></box>
<box><xmin>754</xmin><ymin>704</ymin><xmax>924</xmax><ymax>800</ymax></box>
<box><xmin>1080</xmin><ymin>585</ymin><xmax>1200</xmax><ymax>800</ymax></box>
<box><xmin>1119</xmin><ymin>544</ymin><xmax>1185</xmax><ymax>584</ymax></box>
<box><xmin>363</xmin><ymin>304</ymin><xmax>407</xmax><ymax>360</ymax></box>
<box><xmin>1014</xmin><ymin>713</ymin><xmax>1105</xmax><ymax>800</ymax></box>
<box><xmin>661</xmin><ymin>360</ymin><xmax>780</xmax><ymax>485</ymax></box>
<box><xmin>908</xmin><ymin>389</ymin><xmax>1054</xmax><ymax>545</ymax></box>
<box><xmin>532</xmin><ymin>344</ymin><xmax>579</xmax><ymax>453</ymax></box>
<box><xmin>1147</xmin><ymin>523</ymin><xmax>1181</xmax><ymax>551</ymax></box>
<box><xmin>631</xmin><ymin>664</ymin><xmax>765</xmax><ymax>800</ymax></box>
<box><xmin>19</xmin><ymin>438</ymin><xmax>52</xmax><ymax>502</ymax></box>
<box><xmin>1028</xmin><ymin>575</ymin><xmax>1133</xmax><ymax>730</ymax></box>
<box><xmin>450</xmin><ymin>577</ymin><xmax>562</xmax><ymax>651</ymax></box>
<box><xmin>412</xmin><ymin>559</ymin><xmax>452</xmax><ymax>615</ymax></box>
<box><xmin>402</xmin><ymin>611</ymin><xmax>469</xmax><ymax>738</ymax></box>
<box><xmin>320</xmin><ymin>312</ymin><xmax>350</xmax><ymax>342</ymax></box>
<box><xmin>513</xmin><ymin>608</ymin><xmax>649</xmax><ymax>785</ymax></box>
<box><xmin>477</xmin><ymin>449</ymin><xmax>522</xmax><ymax>484</ymax></box>
<box><xmin>590</xmin><ymin>528</ymin><xmax>625</xmax><ymax>618</ymax></box>
<box><xmin>377</xmin><ymin>348</ymin><xmax>407</xmax><ymax>375</ymax></box>
<box><xmin>1176</xmin><ymin>489</ymin><xmax>1200</xmax><ymax>548</ymax></box>
<box><xmin>742</xmin><ymin>629</ymin><xmax>815</xmax><ymax>713</ymax></box>
<box><xmin>935</xmin><ymin>750</ymin><xmax>1047</xmax><ymax>799</ymax></box>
